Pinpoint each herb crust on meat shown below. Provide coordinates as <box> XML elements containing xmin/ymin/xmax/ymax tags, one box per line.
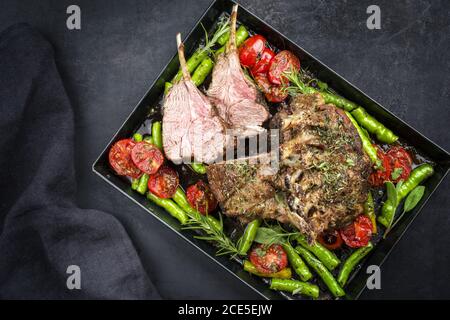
<box><xmin>207</xmin><ymin>93</ymin><xmax>371</xmax><ymax>241</ymax></box>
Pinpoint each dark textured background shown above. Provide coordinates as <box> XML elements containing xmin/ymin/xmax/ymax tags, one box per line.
<box><xmin>1</xmin><ymin>0</ymin><xmax>449</xmax><ymax>299</ymax></box>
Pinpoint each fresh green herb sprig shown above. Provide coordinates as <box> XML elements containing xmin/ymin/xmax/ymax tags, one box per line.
<box><xmin>200</xmin><ymin>17</ymin><xmax>230</xmax><ymax>55</ymax></box>
<box><xmin>183</xmin><ymin>211</ymin><xmax>239</xmax><ymax>256</ymax></box>
<box><xmin>282</xmin><ymin>67</ymin><xmax>311</xmax><ymax>96</ymax></box>
<box><xmin>253</xmin><ymin>225</ymin><xmax>300</xmax><ymax>246</ymax></box>
<box><xmin>387</xmin><ymin>185</ymin><xmax>426</xmax><ymax>233</ymax></box>
<box><xmin>391</xmin><ymin>167</ymin><xmax>403</xmax><ymax>180</ymax></box>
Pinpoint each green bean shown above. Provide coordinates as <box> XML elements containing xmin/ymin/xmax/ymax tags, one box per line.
<box><xmin>164</xmin><ymin>82</ymin><xmax>172</xmax><ymax>95</ymax></box>
<box><xmin>133</xmin><ymin>133</ymin><xmax>143</xmax><ymax>142</ymax></box>
<box><xmin>151</xmin><ymin>121</ymin><xmax>162</xmax><ymax>150</ymax></box>
<box><xmin>270</xmin><ymin>279</ymin><xmax>320</xmax><ymax>299</ymax></box>
<box><xmin>345</xmin><ymin>111</ymin><xmax>380</xmax><ymax>167</ymax></box>
<box><xmin>377</xmin><ymin>200</ymin><xmax>396</xmax><ymax>229</ymax></box>
<box><xmin>282</xmin><ymin>243</ymin><xmax>312</xmax><ymax>281</ymax></box>
<box><xmin>215</xmin><ymin>25</ymin><xmax>249</xmax><ymax>56</ymax></box>
<box><xmin>147</xmin><ymin>192</ymin><xmax>188</xmax><ymax>224</ymax></box>
<box><xmin>337</xmin><ymin>242</ymin><xmax>373</xmax><ymax>287</ymax></box>
<box><xmin>243</xmin><ymin>260</ymin><xmax>292</xmax><ymax>279</ymax></box>
<box><xmin>321</xmin><ymin>91</ymin><xmax>358</xmax><ymax>111</ymax></box>
<box><xmin>131</xmin><ymin>178</ymin><xmax>139</xmax><ymax>190</ymax></box>
<box><xmin>143</xmin><ymin>135</ymin><xmax>154</xmax><ymax>145</ymax></box>
<box><xmin>217</xmin><ymin>31</ymin><xmax>229</xmax><ymax>46</ymax></box>
<box><xmin>396</xmin><ymin>164</ymin><xmax>434</xmax><ymax>199</ymax></box>
<box><xmin>136</xmin><ymin>173</ymin><xmax>149</xmax><ymax>195</ymax></box>
<box><xmin>364</xmin><ymin>191</ymin><xmax>377</xmax><ymax>234</ymax></box>
<box><xmin>295</xmin><ymin>235</ymin><xmax>340</xmax><ymax>271</ymax></box>
<box><xmin>192</xmin><ymin>57</ymin><xmax>214</xmax><ymax>87</ymax></box>
<box><xmin>234</xmin><ymin>25</ymin><xmax>250</xmax><ymax>46</ymax></box>
<box><xmin>172</xmin><ymin>187</ymin><xmax>221</xmax><ymax>231</ymax></box>
<box><xmin>351</xmin><ymin>107</ymin><xmax>398</xmax><ymax>144</ymax></box>
<box><xmin>217</xmin><ymin>24</ymin><xmax>249</xmax><ymax>46</ymax></box>
<box><xmin>237</xmin><ymin>219</ymin><xmax>261</xmax><ymax>255</ymax></box>
<box><xmin>378</xmin><ymin>164</ymin><xmax>434</xmax><ymax>228</ymax></box>
<box><xmin>172</xmin><ymin>49</ymin><xmax>209</xmax><ymax>83</ymax></box>
<box><xmin>190</xmin><ymin>163</ymin><xmax>207</xmax><ymax>175</ymax></box>
<box><xmin>205</xmin><ymin>215</ymin><xmax>222</xmax><ymax>233</ymax></box>
<box><xmin>172</xmin><ymin>187</ymin><xmax>197</xmax><ymax>214</ymax></box>
<box><xmin>295</xmin><ymin>246</ymin><xmax>345</xmax><ymax>297</ymax></box>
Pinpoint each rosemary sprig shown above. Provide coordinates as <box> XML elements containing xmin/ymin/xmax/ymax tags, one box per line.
<box><xmin>183</xmin><ymin>211</ymin><xmax>239</xmax><ymax>257</ymax></box>
<box><xmin>199</xmin><ymin>17</ymin><xmax>230</xmax><ymax>55</ymax></box>
<box><xmin>282</xmin><ymin>67</ymin><xmax>333</xmax><ymax>96</ymax></box>
<box><xmin>282</xmin><ymin>67</ymin><xmax>309</xmax><ymax>95</ymax></box>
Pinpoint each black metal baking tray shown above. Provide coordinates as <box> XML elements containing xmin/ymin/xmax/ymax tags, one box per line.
<box><xmin>92</xmin><ymin>0</ymin><xmax>450</xmax><ymax>299</ymax></box>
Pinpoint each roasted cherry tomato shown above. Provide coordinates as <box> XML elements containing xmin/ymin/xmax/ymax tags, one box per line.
<box><xmin>265</xmin><ymin>85</ymin><xmax>288</xmax><ymax>103</ymax></box>
<box><xmin>109</xmin><ymin>139</ymin><xmax>142</xmax><ymax>178</ymax></box>
<box><xmin>239</xmin><ymin>35</ymin><xmax>266</xmax><ymax>68</ymax></box>
<box><xmin>369</xmin><ymin>146</ymin><xmax>412</xmax><ymax>186</ymax></box>
<box><xmin>254</xmin><ymin>73</ymin><xmax>272</xmax><ymax>92</ymax></box>
<box><xmin>186</xmin><ymin>180</ymin><xmax>218</xmax><ymax>215</ymax></box>
<box><xmin>251</xmin><ymin>47</ymin><xmax>275</xmax><ymax>75</ymax></box>
<box><xmin>368</xmin><ymin>146</ymin><xmax>392</xmax><ymax>187</ymax></box>
<box><xmin>249</xmin><ymin>243</ymin><xmax>288</xmax><ymax>274</ymax></box>
<box><xmin>386</xmin><ymin>146</ymin><xmax>413</xmax><ymax>166</ymax></box>
<box><xmin>254</xmin><ymin>73</ymin><xmax>288</xmax><ymax>103</ymax></box>
<box><xmin>148</xmin><ymin>166</ymin><xmax>179</xmax><ymax>199</ymax></box>
<box><xmin>386</xmin><ymin>146</ymin><xmax>412</xmax><ymax>183</ymax></box>
<box><xmin>317</xmin><ymin>230</ymin><xmax>343</xmax><ymax>250</ymax></box>
<box><xmin>130</xmin><ymin>141</ymin><xmax>164</xmax><ymax>175</ymax></box>
<box><xmin>268</xmin><ymin>50</ymin><xmax>300</xmax><ymax>85</ymax></box>
<box><xmin>340</xmin><ymin>215</ymin><xmax>373</xmax><ymax>248</ymax></box>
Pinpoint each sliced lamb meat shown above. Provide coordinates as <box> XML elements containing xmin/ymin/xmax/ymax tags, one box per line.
<box><xmin>207</xmin><ymin>5</ymin><xmax>270</xmax><ymax>136</ymax></box>
<box><xmin>207</xmin><ymin>93</ymin><xmax>371</xmax><ymax>241</ymax></box>
<box><xmin>162</xmin><ymin>33</ymin><xmax>228</xmax><ymax>164</ymax></box>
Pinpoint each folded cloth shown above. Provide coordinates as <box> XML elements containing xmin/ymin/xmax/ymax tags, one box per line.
<box><xmin>0</xmin><ymin>24</ymin><xmax>160</xmax><ymax>299</ymax></box>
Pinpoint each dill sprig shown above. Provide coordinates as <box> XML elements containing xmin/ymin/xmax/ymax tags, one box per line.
<box><xmin>183</xmin><ymin>211</ymin><xmax>239</xmax><ymax>257</ymax></box>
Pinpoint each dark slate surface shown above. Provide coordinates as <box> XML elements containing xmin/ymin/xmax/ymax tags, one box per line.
<box><xmin>1</xmin><ymin>0</ymin><xmax>449</xmax><ymax>299</ymax></box>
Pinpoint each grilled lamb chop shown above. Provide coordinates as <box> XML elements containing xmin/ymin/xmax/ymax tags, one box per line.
<box><xmin>162</xmin><ymin>34</ymin><xmax>228</xmax><ymax>164</ymax></box>
<box><xmin>207</xmin><ymin>93</ymin><xmax>371</xmax><ymax>241</ymax></box>
<box><xmin>207</xmin><ymin>5</ymin><xmax>270</xmax><ymax>136</ymax></box>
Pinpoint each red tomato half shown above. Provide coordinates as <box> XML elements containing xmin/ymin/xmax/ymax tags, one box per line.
<box><xmin>268</xmin><ymin>50</ymin><xmax>300</xmax><ymax>85</ymax></box>
<box><xmin>251</xmin><ymin>48</ymin><xmax>275</xmax><ymax>75</ymax></box>
<box><xmin>109</xmin><ymin>139</ymin><xmax>142</xmax><ymax>178</ymax></box>
<box><xmin>265</xmin><ymin>86</ymin><xmax>288</xmax><ymax>103</ymax></box>
<box><xmin>317</xmin><ymin>230</ymin><xmax>343</xmax><ymax>250</ymax></box>
<box><xmin>254</xmin><ymin>74</ymin><xmax>288</xmax><ymax>103</ymax></box>
<box><xmin>239</xmin><ymin>35</ymin><xmax>266</xmax><ymax>68</ymax></box>
<box><xmin>386</xmin><ymin>146</ymin><xmax>413</xmax><ymax>166</ymax></box>
<box><xmin>130</xmin><ymin>142</ymin><xmax>164</xmax><ymax>175</ymax></box>
<box><xmin>369</xmin><ymin>146</ymin><xmax>412</xmax><ymax>186</ymax></box>
<box><xmin>186</xmin><ymin>181</ymin><xmax>218</xmax><ymax>215</ymax></box>
<box><xmin>249</xmin><ymin>244</ymin><xmax>288</xmax><ymax>274</ymax></box>
<box><xmin>148</xmin><ymin>166</ymin><xmax>179</xmax><ymax>199</ymax></box>
<box><xmin>368</xmin><ymin>146</ymin><xmax>391</xmax><ymax>187</ymax></box>
<box><xmin>386</xmin><ymin>146</ymin><xmax>412</xmax><ymax>183</ymax></box>
<box><xmin>340</xmin><ymin>215</ymin><xmax>373</xmax><ymax>248</ymax></box>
